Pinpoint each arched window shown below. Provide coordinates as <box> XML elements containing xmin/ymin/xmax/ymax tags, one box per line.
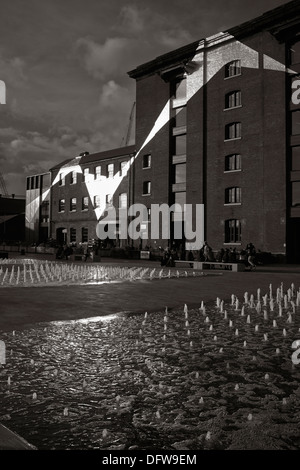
<box><xmin>225</xmin><ymin>60</ymin><xmax>241</xmax><ymax>78</ymax></box>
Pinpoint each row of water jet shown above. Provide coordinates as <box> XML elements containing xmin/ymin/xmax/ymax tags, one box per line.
<box><xmin>136</xmin><ymin>281</ymin><xmax>300</xmax><ymax>367</ymax></box>
<box><xmin>0</xmin><ymin>261</ymin><xmax>203</xmax><ymax>286</ymax></box>
<box><xmin>212</xmin><ymin>282</ymin><xmax>300</xmax><ymax>346</ymax></box>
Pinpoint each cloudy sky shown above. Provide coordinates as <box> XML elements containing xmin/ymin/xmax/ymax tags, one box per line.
<box><xmin>0</xmin><ymin>0</ymin><xmax>289</xmax><ymax>196</ymax></box>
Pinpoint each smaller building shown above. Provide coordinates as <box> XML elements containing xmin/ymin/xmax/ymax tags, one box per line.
<box><xmin>49</xmin><ymin>145</ymin><xmax>136</xmax><ymax>248</ymax></box>
<box><xmin>25</xmin><ymin>173</ymin><xmax>51</xmax><ymax>244</ymax></box>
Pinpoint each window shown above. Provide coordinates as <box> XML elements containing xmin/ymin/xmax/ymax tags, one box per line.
<box><xmin>292</xmin><ymin>110</ymin><xmax>300</xmax><ymax>135</ymax></box>
<box><xmin>30</xmin><ymin>177</ymin><xmax>34</xmax><ymax>189</ymax></box>
<box><xmin>26</xmin><ymin>178</ymin><xmax>30</xmax><ymax>190</ymax></box>
<box><xmin>58</xmin><ymin>199</ymin><xmax>65</xmax><ymax>212</ymax></box>
<box><xmin>41</xmin><ymin>201</ymin><xmax>49</xmax><ymax>222</ymax></box>
<box><xmin>175</xmin><ymin>78</ymin><xmax>186</xmax><ymax>100</ymax></box>
<box><xmin>82</xmin><ymin>196</ymin><xmax>89</xmax><ymax>210</ymax></box>
<box><xmin>119</xmin><ymin>193</ymin><xmax>127</xmax><ymax>208</ymax></box>
<box><xmin>120</xmin><ymin>161</ymin><xmax>127</xmax><ymax>176</ymax></box>
<box><xmin>292</xmin><ymin>182</ymin><xmax>300</xmax><ymax>206</ymax></box>
<box><xmin>290</xmin><ymin>41</ymin><xmax>300</xmax><ymax>65</ymax></box>
<box><xmin>174</xmin><ymin>107</ymin><xmax>186</xmax><ymax>127</ymax></box>
<box><xmin>143</xmin><ymin>181</ymin><xmax>151</xmax><ymax>195</ymax></box>
<box><xmin>225</xmin><ymin>60</ymin><xmax>241</xmax><ymax>78</ymax></box>
<box><xmin>35</xmin><ymin>175</ymin><xmax>39</xmax><ymax>189</ymax></box>
<box><xmin>292</xmin><ymin>147</ymin><xmax>300</xmax><ymax>171</ymax></box>
<box><xmin>106</xmin><ymin>194</ymin><xmax>113</xmax><ymax>205</ymax></box>
<box><xmin>225</xmin><ymin>187</ymin><xmax>242</xmax><ymax>204</ymax></box>
<box><xmin>225</xmin><ymin>219</ymin><xmax>241</xmax><ymax>243</ymax></box>
<box><xmin>95</xmin><ymin>166</ymin><xmax>101</xmax><ymax>180</ymax></box>
<box><xmin>143</xmin><ymin>154</ymin><xmax>151</xmax><ymax>169</ymax></box>
<box><xmin>175</xmin><ymin>134</ymin><xmax>186</xmax><ymax>155</ymax></box>
<box><xmin>174</xmin><ymin>191</ymin><xmax>186</xmax><ymax>210</ymax></box>
<box><xmin>59</xmin><ymin>173</ymin><xmax>65</xmax><ymax>186</ymax></box>
<box><xmin>107</xmin><ymin>163</ymin><xmax>114</xmax><ymax>178</ymax></box>
<box><xmin>70</xmin><ymin>170</ymin><xmax>77</xmax><ymax>185</ymax></box>
<box><xmin>225</xmin><ymin>122</ymin><xmax>241</xmax><ymax>140</ymax></box>
<box><xmin>81</xmin><ymin>227</ymin><xmax>88</xmax><ymax>243</ymax></box>
<box><xmin>70</xmin><ymin>197</ymin><xmax>77</xmax><ymax>211</ymax></box>
<box><xmin>70</xmin><ymin>228</ymin><xmax>76</xmax><ymax>243</ymax></box>
<box><xmin>175</xmin><ymin>163</ymin><xmax>186</xmax><ymax>183</ymax></box>
<box><xmin>225</xmin><ymin>154</ymin><xmax>241</xmax><ymax>171</ymax></box>
<box><xmin>225</xmin><ymin>91</ymin><xmax>241</xmax><ymax>109</ymax></box>
<box><xmin>94</xmin><ymin>195</ymin><xmax>101</xmax><ymax>208</ymax></box>
<box><xmin>83</xmin><ymin>168</ymin><xmax>89</xmax><ymax>182</ymax></box>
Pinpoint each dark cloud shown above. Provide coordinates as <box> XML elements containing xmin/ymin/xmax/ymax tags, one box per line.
<box><xmin>0</xmin><ymin>0</ymin><xmax>289</xmax><ymax>195</ymax></box>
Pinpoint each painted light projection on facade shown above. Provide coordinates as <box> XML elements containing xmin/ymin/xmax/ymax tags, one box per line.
<box><xmin>25</xmin><ymin>32</ymin><xmax>297</xmax><ymax>246</ymax></box>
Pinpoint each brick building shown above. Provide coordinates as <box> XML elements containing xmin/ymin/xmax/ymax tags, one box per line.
<box><xmin>128</xmin><ymin>0</ymin><xmax>300</xmax><ymax>261</ymax></box>
<box><xmin>25</xmin><ymin>0</ymin><xmax>300</xmax><ymax>261</ymax></box>
<box><xmin>49</xmin><ymin>146</ymin><xmax>135</xmax><ymax>247</ymax></box>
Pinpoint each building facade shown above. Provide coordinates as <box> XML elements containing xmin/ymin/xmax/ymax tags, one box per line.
<box><xmin>128</xmin><ymin>0</ymin><xmax>300</xmax><ymax>261</ymax></box>
<box><xmin>49</xmin><ymin>146</ymin><xmax>135</xmax><ymax>247</ymax></box>
<box><xmin>25</xmin><ymin>172</ymin><xmax>51</xmax><ymax>244</ymax></box>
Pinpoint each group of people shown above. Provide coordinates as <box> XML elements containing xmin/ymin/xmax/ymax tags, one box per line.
<box><xmin>187</xmin><ymin>241</ymin><xmax>257</xmax><ymax>270</ymax></box>
<box><xmin>55</xmin><ymin>244</ymin><xmax>73</xmax><ymax>260</ymax></box>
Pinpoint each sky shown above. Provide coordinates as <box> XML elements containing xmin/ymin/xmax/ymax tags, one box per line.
<box><xmin>0</xmin><ymin>0</ymin><xmax>290</xmax><ymax>196</ymax></box>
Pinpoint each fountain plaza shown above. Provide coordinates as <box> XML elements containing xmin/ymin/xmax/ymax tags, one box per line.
<box><xmin>0</xmin><ymin>254</ymin><xmax>300</xmax><ymax>451</ymax></box>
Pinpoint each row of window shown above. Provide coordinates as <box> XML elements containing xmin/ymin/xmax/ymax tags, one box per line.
<box><xmin>66</xmin><ymin>219</ymin><xmax>241</xmax><ymax>244</ymax></box>
<box><xmin>59</xmin><ymin>162</ymin><xmax>128</xmax><ymax>186</ymax></box>
<box><xmin>58</xmin><ymin>193</ymin><xmax>128</xmax><ymax>212</ymax></box>
<box><xmin>58</xmin><ymin>156</ymin><xmax>152</xmax><ymax>187</ymax></box>
<box><xmin>26</xmin><ymin>174</ymin><xmax>50</xmax><ymax>190</ymax></box>
<box><xmin>69</xmin><ymin>227</ymin><xmax>88</xmax><ymax>243</ymax></box>
<box><xmin>171</xmin><ymin>121</ymin><xmax>242</xmax><ymax>158</ymax></box>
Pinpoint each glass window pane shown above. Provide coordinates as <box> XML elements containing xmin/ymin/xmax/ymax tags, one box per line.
<box><xmin>121</xmin><ymin>161</ymin><xmax>127</xmax><ymax>175</ymax></box>
<box><xmin>175</xmin><ymin>135</ymin><xmax>186</xmax><ymax>155</ymax></box>
<box><xmin>95</xmin><ymin>166</ymin><xmax>101</xmax><ymax>179</ymax></box>
<box><xmin>175</xmin><ymin>163</ymin><xmax>186</xmax><ymax>183</ymax></box>
<box><xmin>119</xmin><ymin>193</ymin><xmax>127</xmax><ymax>208</ymax></box>
<box><xmin>292</xmin><ymin>111</ymin><xmax>300</xmax><ymax>135</ymax></box>
<box><xmin>94</xmin><ymin>195</ymin><xmax>101</xmax><ymax>207</ymax></box>
<box><xmin>175</xmin><ymin>107</ymin><xmax>186</xmax><ymax>127</ymax></box>
<box><xmin>292</xmin><ymin>182</ymin><xmax>300</xmax><ymax>206</ymax></box>
<box><xmin>143</xmin><ymin>154</ymin><xmax>151</xmax><ymax>168</ymax></box>
<box><xmin>175</xmin><ymin>79</ymin><xmax>186</xmax><ymax>100</ymax></box>
<box><xmin>292</xmin><ymin>147</ymin><xmax>300</xmax><ymax>171</ymax></box>
<box><xmin>174</xmin><ymin>192</ymin><xmax>186</xmax><ymax>211</ymax></box>
<box><xmin>107</xmin><ymin>164</ymin><xmax>114</xmax><ymax>178</ymax></box>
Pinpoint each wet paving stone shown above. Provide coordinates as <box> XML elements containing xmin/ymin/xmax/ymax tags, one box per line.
<box><xmin>1</xmin><ymin>281</ymin><xmax>300</xmax><ymax>450</ymax></box>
